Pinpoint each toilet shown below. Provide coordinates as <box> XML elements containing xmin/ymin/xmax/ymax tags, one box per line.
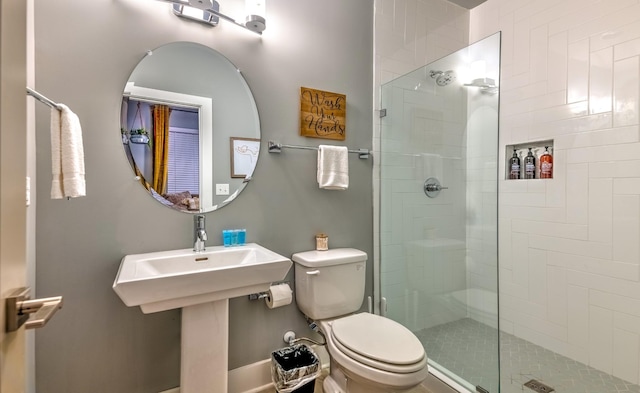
<box><xmin>292</xmin><ymin>248</ymin><xmax>428</xmax><ymax>393</ymax></box>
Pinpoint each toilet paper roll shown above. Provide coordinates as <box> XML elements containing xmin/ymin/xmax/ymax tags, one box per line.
<box><xmin>266</xmin><ymin>283</ymin><xmax>293</xmax><ymax>309</ymax></box>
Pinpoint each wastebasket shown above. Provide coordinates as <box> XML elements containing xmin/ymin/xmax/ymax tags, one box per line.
<box><xmin>271</xmin><ymin>344</ymin><xmax>321</xmax><ymax>393</ymax></box>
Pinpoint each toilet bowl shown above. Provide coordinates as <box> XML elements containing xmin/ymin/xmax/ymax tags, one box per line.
<box><xmin>292</xmin><ymin>249</ymin><xmax>428</xmax><ymax>393</ymax></box>
<box><xmin>320</xmin><ymin>313</ymin><xmax>428</xmax><ymax>393</ymax></box>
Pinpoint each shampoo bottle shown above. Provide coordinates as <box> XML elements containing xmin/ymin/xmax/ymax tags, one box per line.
<box><xmin>509</xmin><ymin>149</ymin><xmax>520</xmax><ymax>179</ymax></box>
<box><xmin>540</xmin><ymin>146</ymin><xmax>553</xmax><ymax>179</ymax></box>
<box><xmin>524</xmin><ymin>148</ymin><xmax>536</xmax><ymax>179</ymax></box>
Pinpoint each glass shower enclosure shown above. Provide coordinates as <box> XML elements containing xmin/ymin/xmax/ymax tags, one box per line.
<box><xmin>379</xmin><ymin>32</ymin><xmax>501</xmax><ymax>392</ymax></box>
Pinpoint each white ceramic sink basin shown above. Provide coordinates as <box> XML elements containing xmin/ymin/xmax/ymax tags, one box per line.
<box><xmin>113</xmin><ymin>243</ymin><xmax>292</xmax><ymax>313</ymax></box>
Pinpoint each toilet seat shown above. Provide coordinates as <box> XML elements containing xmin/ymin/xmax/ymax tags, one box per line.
<box><xmin>329</xmin><ymin>313</ymin><xmax>426</xmax><ymax>373</ymax></box>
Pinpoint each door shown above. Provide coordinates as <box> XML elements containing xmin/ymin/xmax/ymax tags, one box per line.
<box><xmin>379</xmin><ymin>33</ymin><xmax>501</xmax><ymax>392</ymax></box>
<box><xmin>1</xmin><ymin>0</ymin><xmax>28</xmax><ymax>391</ymax></box>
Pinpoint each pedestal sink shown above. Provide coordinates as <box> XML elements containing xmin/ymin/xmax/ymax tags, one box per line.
<box><xmin>112</xmin><ymin>243</ymin><xmax>292</xmax><ymax>392</ymax></box>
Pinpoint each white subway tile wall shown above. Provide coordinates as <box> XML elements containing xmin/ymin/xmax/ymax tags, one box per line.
<box><xmin>470</xmin><ymin>0</ymin><xmax>640</xmax><ymax>385</ymax></box>
<box><xmin>375</xmin><ymin>0</ymin><xmax>640</xmax><ymax>387</ymax></box>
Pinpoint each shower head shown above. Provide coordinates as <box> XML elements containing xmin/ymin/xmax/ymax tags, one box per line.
<box><xmin>430</xmin><ymin>70</ymin><xmax>456</xmax><ymax>86</ymax></box>
<box><xmin>463</xmin><ymin>77</ymin><xmax>498</xmax><ymax>94</ymax></box>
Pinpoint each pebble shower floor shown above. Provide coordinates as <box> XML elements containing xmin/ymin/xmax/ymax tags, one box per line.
<box><xmin>417</xmin><ymin>318</ymin><xmax>640</xmax><ymax>393</ymax></box>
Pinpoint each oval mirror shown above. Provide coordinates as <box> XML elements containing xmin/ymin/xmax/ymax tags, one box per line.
<box><xmin>120</xmin><ymin>42</ymin><xmax>260</xmax><ymax>213</ymax></box>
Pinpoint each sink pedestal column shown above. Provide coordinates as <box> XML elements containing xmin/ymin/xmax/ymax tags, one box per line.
<box><xmin>181</xmin><ymin>299</ymin><xmax>229</xmax><ymax>392</ymax></box>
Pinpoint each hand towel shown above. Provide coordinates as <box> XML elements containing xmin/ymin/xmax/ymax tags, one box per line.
<box><xmin>317</xmin><ymin>145</ymin><xmax>349</xmax><ymax>190</ymax></box>
<box><xmin>50</xmin><ymin>104</ymin><xmax>86</xmax><ymax>199</ymax></box>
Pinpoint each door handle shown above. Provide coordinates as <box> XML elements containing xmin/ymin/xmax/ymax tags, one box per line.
<box><xmin>6</xmin><ymin>287</ymin><xmax>63</xmax><ymax>332</ymax></box>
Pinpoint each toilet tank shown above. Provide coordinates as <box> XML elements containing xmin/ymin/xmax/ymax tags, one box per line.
<box><xmin>292</xmin><ymin>248</ymin><xmax>367</xmax><ymax>320</ymax></box>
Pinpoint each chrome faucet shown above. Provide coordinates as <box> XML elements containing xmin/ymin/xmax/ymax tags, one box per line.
<box><xmin>193</xmin><ymin>215</ymin><xmax>208</xmax><ymax>252</ymax></box>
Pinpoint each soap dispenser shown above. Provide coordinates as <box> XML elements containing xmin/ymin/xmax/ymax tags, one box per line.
<box><xmin>540</xmin><ymin>146</ymin><xmax>553</xmax><ymax>179</ymax></box>
<box><xmin>509</xmin><ymin>149</ymin><xmax>520</xmax><ymax>179</ymax></box>
<box><xmin>524</xmin><ymin>148</ymin><xmax>536</xmax><ymax>179</ymax></box>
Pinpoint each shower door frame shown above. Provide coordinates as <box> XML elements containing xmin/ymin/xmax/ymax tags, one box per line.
<box><xmin>375</xmin><ymin>32</ymin><xmax>501</xmax><ymax>393</ymax></box>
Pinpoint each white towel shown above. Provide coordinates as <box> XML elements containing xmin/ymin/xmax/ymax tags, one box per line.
<box><xmin>317</xmin><ymin>145</ymin><xmax>349</xmax><ymax>190</ymax></box>
<box><xmin>50</xmin><ymin>104</ymin><xmax>86</xmax><ymax>199</ymax></box>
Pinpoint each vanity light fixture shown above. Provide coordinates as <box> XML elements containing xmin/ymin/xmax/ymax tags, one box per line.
<box><xmin>171</xmin><ymin>1</ymin><xmax>219</xmax><ymax>26</ymax></box>
<box><xmin>156</xmin><ymin>0</ymin><xmax>266</xmax><ymax>34</ymax></box>
<box><xmin>244</xmin><ymin>0</ymin><xmax>265</xmax><ymax>32</ymax></box>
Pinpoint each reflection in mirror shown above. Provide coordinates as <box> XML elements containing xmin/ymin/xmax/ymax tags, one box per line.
<box><xmin>120</xmin><ymin>42</ymin><xmax>261</xmax><ymax>213</ymax></box>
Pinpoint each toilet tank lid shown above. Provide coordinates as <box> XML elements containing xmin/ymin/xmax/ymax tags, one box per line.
<box><xmin>292</xmin><ymin>248</ymin><xmax>367</xmax><ymax>267</ymax></box>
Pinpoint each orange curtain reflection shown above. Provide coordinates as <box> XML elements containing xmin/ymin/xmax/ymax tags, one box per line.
<box><xmin>152</xmin><ymin>105</ymin><xmax>171</xmax><ymax>195</ymax></box>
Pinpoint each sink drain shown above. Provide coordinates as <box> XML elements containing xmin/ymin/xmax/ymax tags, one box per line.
<box><xmin>524</xmin><ymin>379</ymin><xmax>554</xmax><ymax>393</ymax></box>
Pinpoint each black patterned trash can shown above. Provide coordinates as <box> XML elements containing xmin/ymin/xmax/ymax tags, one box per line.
<box><xmin>271</xmin><ymin>344</ymin><xmax>321</xmax><ymax>393</ymax></box>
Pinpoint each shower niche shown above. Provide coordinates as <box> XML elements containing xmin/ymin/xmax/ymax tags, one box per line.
<box><xmin>505</xmin><ymin>139</ymin><xmax>554</xmax><ymax>180</ymax></box>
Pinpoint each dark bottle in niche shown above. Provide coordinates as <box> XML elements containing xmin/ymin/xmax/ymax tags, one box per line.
<box><xmin>540</xmin><ymin>146</ymin><xmax>553</xmax><ymax>179</ymax></box>
<box><xmin>524</xmin><ymin>147</ymin><xmax>536</xmax><ymax>179</ymax></box>
<box><xmin>509</xmin><ymin>149</ymin><xmax>520</xmax><ymax>179</ymax></box>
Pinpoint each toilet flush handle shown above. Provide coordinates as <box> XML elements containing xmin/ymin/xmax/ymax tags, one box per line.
<box><xmin>306</xmin><ymin>270</ymin><xmax>320</xmax><ymax>276</ymax></box>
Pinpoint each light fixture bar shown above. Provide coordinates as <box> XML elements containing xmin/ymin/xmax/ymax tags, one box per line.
<box><xmin>172</xmin><ymin>4</ymin><xmax>219</xmax><ymax>26</ymax></box>
<box><xmin>154</xmin><ymin>0</ymin><xmax>265</xmax><ymax>34</ymax></box>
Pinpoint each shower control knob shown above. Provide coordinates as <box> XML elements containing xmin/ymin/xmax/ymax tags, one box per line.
<box><xmin>423</xmin><ymin>177</ymin><xmax>448</xmax><ymax>198</ymax></box>
<box><xmin>425</xmin><ymin>183</ymin><xmax>448</xmax><ymax>192</ymax></box>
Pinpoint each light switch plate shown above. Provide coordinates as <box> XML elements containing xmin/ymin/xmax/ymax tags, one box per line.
<box><xmin>216</xmin><ymin>184</ymin><xmax>230</xmax><ymax>195</ymax></box>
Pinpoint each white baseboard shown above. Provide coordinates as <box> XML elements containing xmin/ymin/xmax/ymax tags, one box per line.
<box><xmin>161</xmin><ymin>348</ymin><xmax>467</xmax><ymax>393</ymax></box>
<box><xmin>158</xmin><ymin>359</ymin><xmax>273</xmax><ymax>393</ymax></box>
<box><xmin>159</xmin><ymin>345</ymin><xmax>330</xmax><ymax>393</ymax></box>
<box><xmin>229</xmin><ymin>358</ymin><xmax>274</xmax><ymax>393</ymax></box>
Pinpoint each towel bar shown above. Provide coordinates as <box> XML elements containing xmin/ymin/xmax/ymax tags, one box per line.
<box><xmin>26</xmin><ymin>87</ymin><xmax>62</xmax><ymax>110</ymax></box>
<box><xmin>268</xmin><ymin>141</ymin><xmax>370</xmax><ymax>159</ymax></box>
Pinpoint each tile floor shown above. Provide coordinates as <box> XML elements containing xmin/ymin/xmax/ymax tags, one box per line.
<box><xmin>418</xmin><ymin>318</ymin><xmax>640</xmax><ymax>393</ymax></box>
<box><xmin>259</xmin><ymin>369</ymin><xmax>433</xmax><ymax>393</ymax></box>
<box><xmin>261</xmin><ymin>317</ymin><xmax>640</xmax><ymax>392</ymax></box>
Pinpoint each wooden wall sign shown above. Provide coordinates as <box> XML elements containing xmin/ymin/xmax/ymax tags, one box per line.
<box><xmin>299</xmin><ymin>87</ymin><xmax>346</xmax><ymax>140</ymax></box>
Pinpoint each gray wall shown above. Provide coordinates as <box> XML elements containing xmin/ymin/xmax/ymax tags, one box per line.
<box><xmin>34</xmin><ymin>1</ymin><xmax>373</xmax><ymax>392</ymax></box>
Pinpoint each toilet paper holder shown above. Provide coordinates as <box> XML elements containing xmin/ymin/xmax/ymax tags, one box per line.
<box><xmin>248</xmin><ymin>292</ymin><xmax>270</xmax><ymax>301</ymax></box>
<box><xmin>248</xmin><ymin>281</ymin><xmax>290</xmax><ymax>301</ymax></box>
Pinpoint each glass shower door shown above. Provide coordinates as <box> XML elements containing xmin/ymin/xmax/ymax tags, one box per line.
<box><xmin>379</xmin><ymin>33</ymin><xmax>500</xmax><ymax>392</ymax></box>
